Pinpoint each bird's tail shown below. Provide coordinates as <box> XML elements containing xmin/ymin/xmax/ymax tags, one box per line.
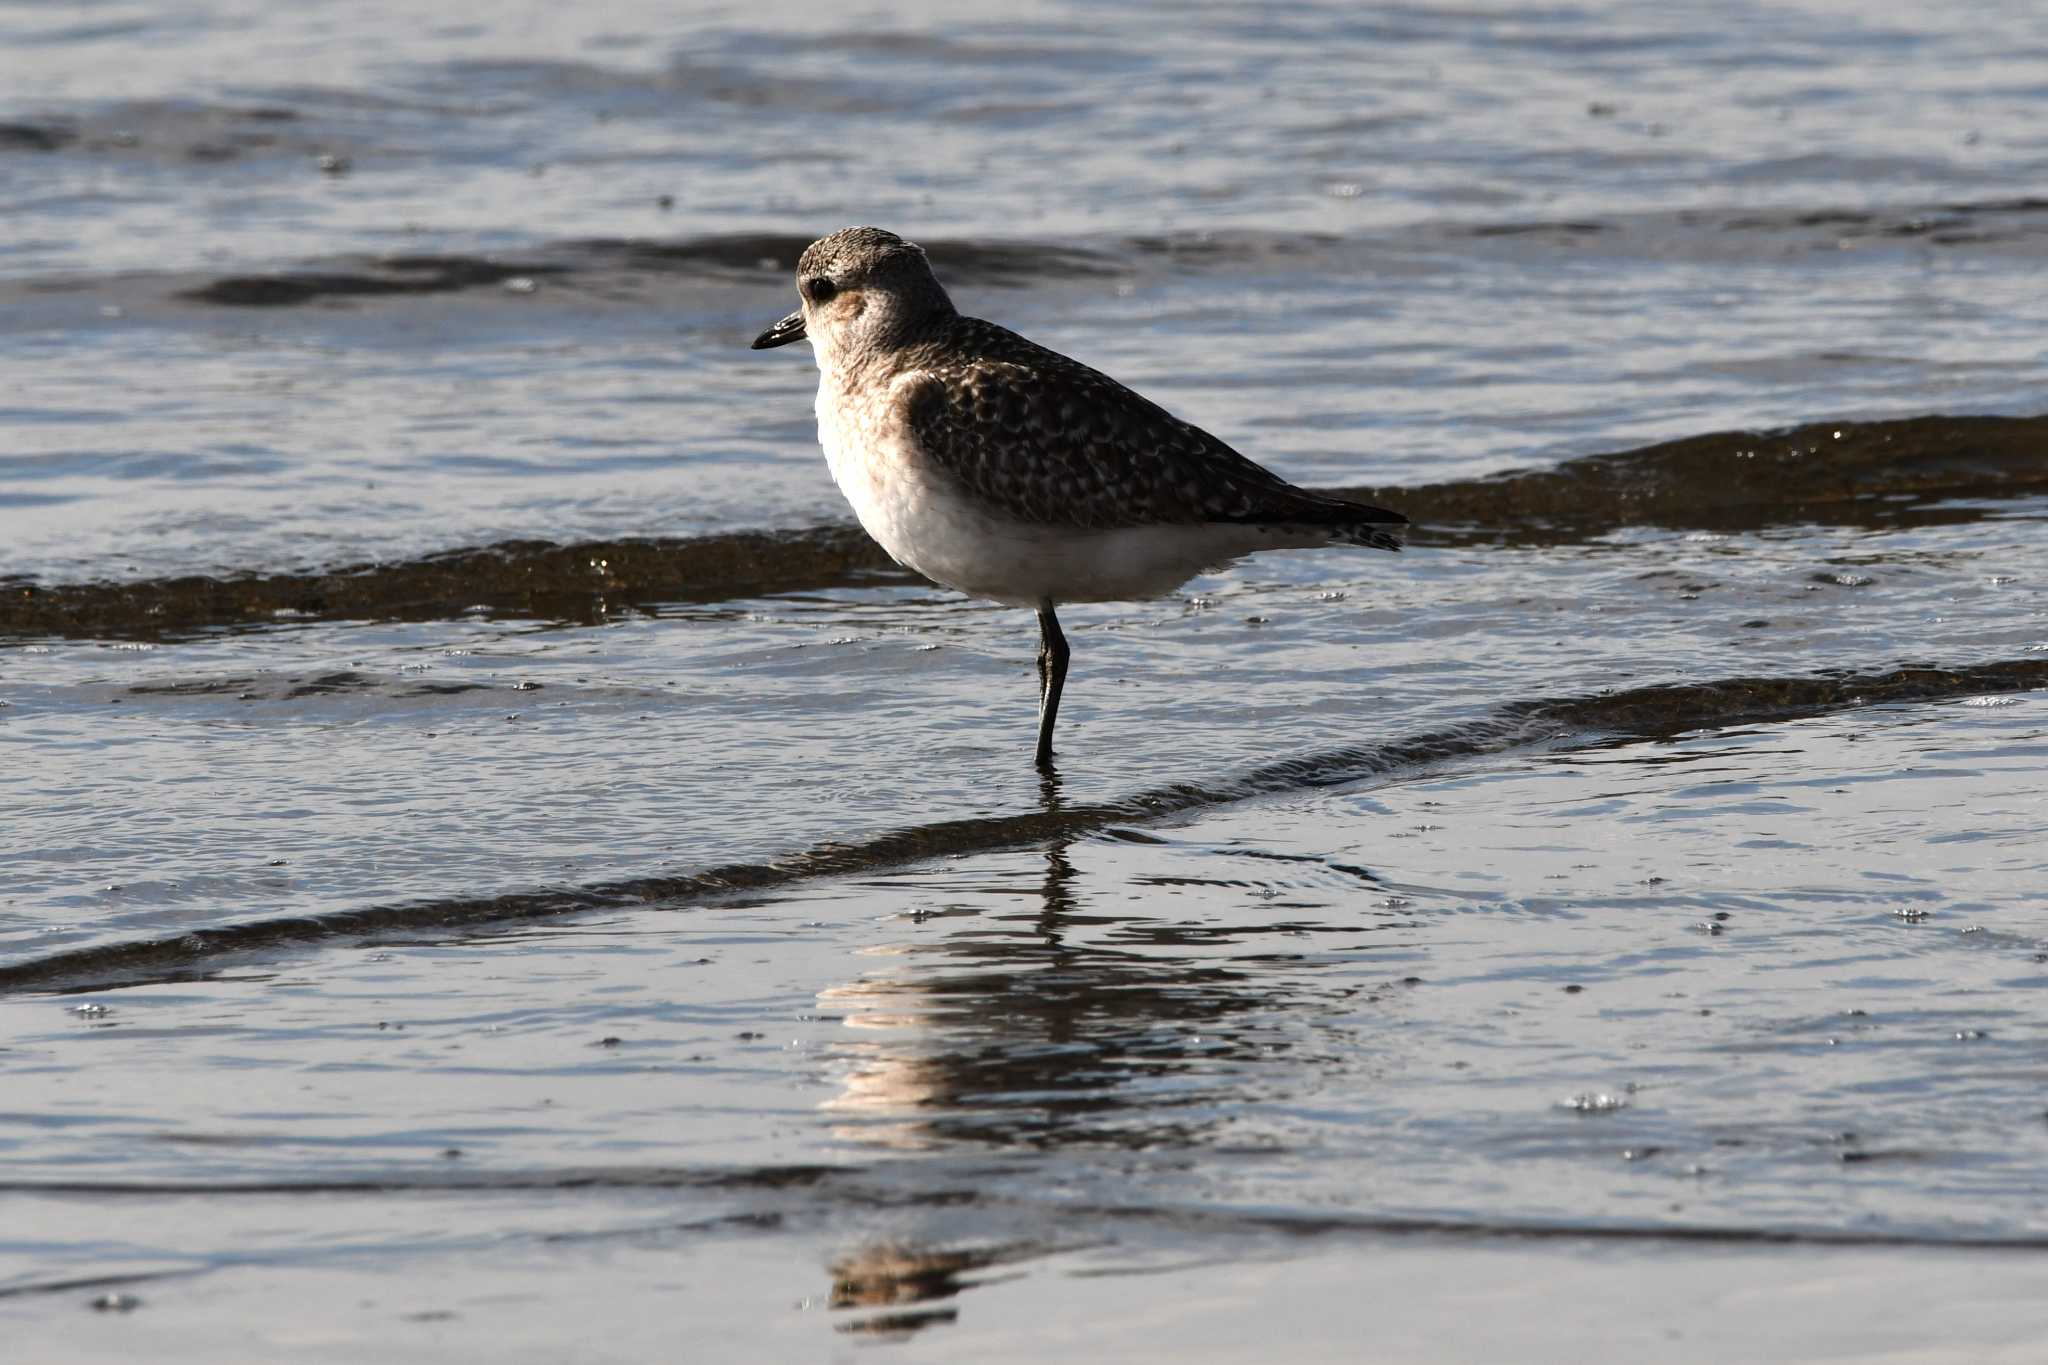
<box><xmin>1328</xmin><ymin>517</ymin><xmax>1406</xmax><ymax>553</ymax></box>
<box><xmin>1278</xmin><ymin>493</ymin><xmax>1408</xmax><ymax>553</ymax></box>
<box><xmin>1220</xmin><ymin>487</ymin><xmax>1408</xmax><ymax>551</ymax></box>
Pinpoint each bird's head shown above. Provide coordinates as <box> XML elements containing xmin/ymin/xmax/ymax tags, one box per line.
<box><xmin>751</xmin><ymin>226</ymin><xmax>955</xmax><ymax>364</ymax></box>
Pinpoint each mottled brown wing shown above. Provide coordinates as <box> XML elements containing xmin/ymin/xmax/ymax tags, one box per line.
<box><xmin>896</xmin><ymin>320</ymin><xmax>1404</xmax><ymax>543</ymax></box>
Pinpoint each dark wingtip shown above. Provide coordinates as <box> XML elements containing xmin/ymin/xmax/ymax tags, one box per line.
<box><xmin>1334</xmin><ymin>505</ymin><xmax>1408</xmax><ymax>552</ymax></box>
<box><xmin>1314</xmin><ymin>497</ymin><xmax>1409</xmax><ymax>551</ymax></box>
<box><xmin>1327</xmin><ymin>499</ymin><xmax>1409</xmax><ymax>552</ymax></box>
<box><xmin>1219</xmin><ymin>493</ymin><xmax>1410</xmax><ymax>550</ymax></box>
<box><xmin>1350</xmin><ymin>524</ymin><xmax>1406</xmax><ymax>553</ymax></box>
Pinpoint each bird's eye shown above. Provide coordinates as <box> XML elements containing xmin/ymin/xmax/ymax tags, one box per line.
<box><xmin>803</xmin><ymin>276</ymin><xmax>837</xmax><ymax>303</ymax></box>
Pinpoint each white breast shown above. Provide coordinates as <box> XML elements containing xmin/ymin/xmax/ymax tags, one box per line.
<box><xmin>813</xmin><ymin>374</ymin><xmax>967</xmax><ymax>577</ymax></box>
<box><xmin>811</xmin><ymin>368</ymin><xmax>1313</xmax><ymax>608</ymax></box>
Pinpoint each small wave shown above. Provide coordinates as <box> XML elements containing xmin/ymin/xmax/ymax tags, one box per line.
<box><xmin>1</xmin><ymin>1150</ymin><xmax>2045</xmax><ymax>1254</ymax></box>
<box><xmin>1330</xmin><ymin>412</ymin><xmax>2048</xmax><ymax>544</ymax></box>
<box><xmin>170</xmin><ymin>234</ymin><xmax>1122</xmax><ymax>308</ymax></box>
<box><xmin>178</xmin><ymin>255</ymin><xmax>572</xmax><ymax>306</ymax></box>
<box><xmin>2</xmin><ymin>655</ymin><xmax>2041</xmax><ymax>997</ymax></box>
<box><xmin>0</xmin><ymin>100</ymin><xmax>333</xmax><ymax>165</ymax></box>
<box><xmin>12</xmin><ymin>192</ymin><xmax>2044</xmax><ymax>316</ymax></box>
<box><xmin>5</xmin><ymin>414</ymin><xmax>2041</xmax><ymax>643</ymax></box>
<box><xmin>1</xmin><ymin>526</ymin><xmax>886</xmax><ymax>641</ymax></box>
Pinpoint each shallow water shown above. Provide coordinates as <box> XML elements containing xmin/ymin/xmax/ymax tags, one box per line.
<box><xmin>4</xmin><ymin>2</ymin><xmax>2048</xmax><ymax>1358</ymax></box>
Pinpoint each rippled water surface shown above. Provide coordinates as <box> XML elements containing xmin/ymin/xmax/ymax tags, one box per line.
<box><xmin>4</xmin><ymin>2</ymin><xmax>2048</xmax><ymax>1359</ymax></box>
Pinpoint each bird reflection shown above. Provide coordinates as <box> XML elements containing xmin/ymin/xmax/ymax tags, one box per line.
<box><xmin>814</xmin><ymin>770</ymin><xmax>1406</xmax><ymax>1335</ymax></box>
<box><xmin>825</xmin><ymin>1241</ymin><xmax>1050</xmax><ymax>1337</ymax></box>
<box><xmin>1034</xmin><ymin>768</ymin><xmax>1078</xmax><ymax>929</ymax></box>
<box><xmin>818</xmin><ymin>766</ymin><xmax>1307</xmax><ymax>1153</ymax></box>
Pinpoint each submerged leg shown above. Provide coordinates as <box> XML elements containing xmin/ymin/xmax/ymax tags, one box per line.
<box><xmin>1034</xmin><ymin>601</ymin><xmax>1070</xmax><ymax>769</ymax></box>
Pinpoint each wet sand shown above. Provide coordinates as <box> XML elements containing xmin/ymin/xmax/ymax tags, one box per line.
<box><xmin>14</xmin><ymin>1238</ymin><xmax>2048</xmax><ymax>1362</ymax></box>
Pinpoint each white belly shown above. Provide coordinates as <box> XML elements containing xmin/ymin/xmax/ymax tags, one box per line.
<box><xmin>813</xmin><ymin>376</ymin><xmax>1307</xmax><ymax>607</ymax></box>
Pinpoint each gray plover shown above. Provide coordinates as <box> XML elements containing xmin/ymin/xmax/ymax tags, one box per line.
<box><xmin>752</xmin><ymin>226</ymin><xmax>1405</xmax><ymax>768</ymax></box>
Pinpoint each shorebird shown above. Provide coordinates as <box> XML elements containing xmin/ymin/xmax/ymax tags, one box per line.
<box><xmin>752</xmin><ymin>226</ymin><xmax>1405</xmax><ymax>769</ymax></box>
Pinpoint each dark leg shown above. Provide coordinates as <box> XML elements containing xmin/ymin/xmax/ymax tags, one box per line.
<box><xmin>1034</xmin><ymin>601</ymin><xmax>1070</xmax><ymax>769</ymax></box>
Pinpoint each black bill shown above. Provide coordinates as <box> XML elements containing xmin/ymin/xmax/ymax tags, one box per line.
<box><xmin>750</xmin><ymin>310</ymin><xmax>806</xmax><ymax>349</ymax></box>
